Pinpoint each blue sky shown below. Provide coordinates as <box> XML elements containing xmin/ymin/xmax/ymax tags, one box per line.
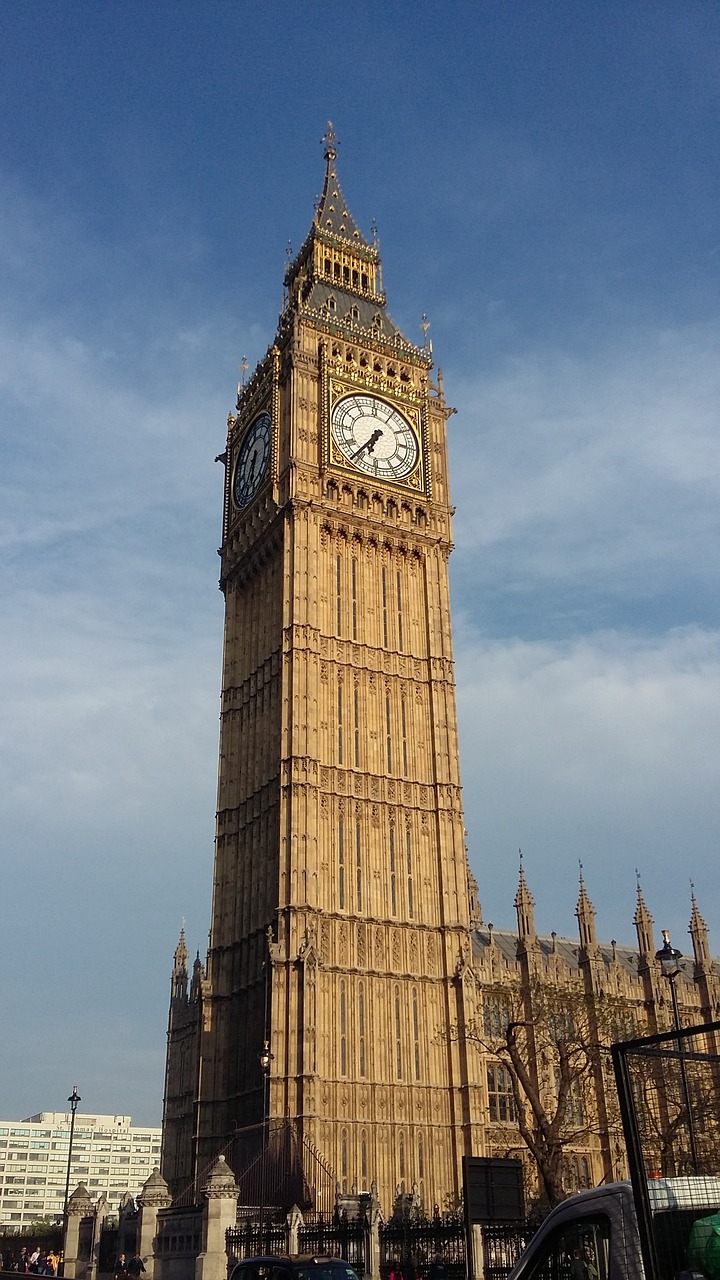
<box><xmin>1</xmin><ymin>3</ymin><xmax>719</xmax><ymax>1127</ymax></box>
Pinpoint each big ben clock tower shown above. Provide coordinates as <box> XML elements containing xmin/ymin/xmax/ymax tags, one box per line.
<box><xmin>162</xmin><ymin>126</ymin><xmax>484</xmax><ymax>1213</ymax></box>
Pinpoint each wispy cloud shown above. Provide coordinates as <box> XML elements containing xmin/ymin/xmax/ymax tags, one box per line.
<box><xmin>456</xmin><ymin>622</ymin><xmax>720</xmax><ymax>942</ymax></box>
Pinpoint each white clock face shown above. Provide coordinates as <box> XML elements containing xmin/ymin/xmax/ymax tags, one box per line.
<box><xmin>331</xmin><ymin>394</ymin><xmax>419</xmax><ymax>480</ymax></box>
<box><xmin>233</xmin><ymin>412</ymin><xmax>271</xmax><ymax>509</ymax></box>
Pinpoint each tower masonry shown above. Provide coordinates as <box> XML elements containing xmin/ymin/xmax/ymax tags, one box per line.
<box><xmin>162</xmin><ymin>127</ymin><xmax>481</xmax><ymax>1213</ymax></box>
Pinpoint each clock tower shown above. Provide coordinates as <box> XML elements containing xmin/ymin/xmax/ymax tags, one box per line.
<box><xmin>162</xmin><ymin>126</ymin><xmax>484</xmax><ymax>1213</ymax></box>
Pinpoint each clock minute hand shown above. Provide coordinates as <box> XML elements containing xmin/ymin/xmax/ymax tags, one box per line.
<box><xmin>350</xmin><ymin>428</ymin><xmax>383</xmax><ymax>461</ymax></box>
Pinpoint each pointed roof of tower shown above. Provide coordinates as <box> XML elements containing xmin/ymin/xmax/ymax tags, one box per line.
<box><xmin>576</xmin><ymin>863</ymin><xmax>598</xmax><ymax>951</ymax></box>
<box><xmin>314</xmin><ymin>123</ymin><xmax>367</xmax><ymax>245</ymax></box>
<box><xmin>633</xmin><ymin>872</ymin><xmax>655</xmax><ymax>957</ymax></box>
<box><xmin>689</xmin><ymin>884</ymin><xmax>712</xmax><ymax>970</ymax></box>
<box><xmin>514</xmin><ymin>851</ymin><xmax>536</xmax><ymax>942</ymax></box>
<box><xmin>174</xmin><ymin>925</ymin><xmax>188</xmax><ymax>972</ymax></box>
<box><xmin>274</xmin><ymin>125</ymin><xmax>430</xmax><ymax>365</ymax></box>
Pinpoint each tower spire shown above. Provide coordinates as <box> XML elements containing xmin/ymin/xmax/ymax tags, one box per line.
<box><xmin>314</xmin><ymin>120</ymin><xmax>365</xmax><ymax>244</ymax></box>
<box><xmin>514</xmin><ymin>851</ymin><xmax>535</xmax><ymax>942</ymax></box>
<box><xmin>172</xmin><ymin>925</ymin><xmax>189</xmax><ymax>1000</ymax></box>
<box><xmin>633</xmin><ymin>871</ymin><xmax>655</xmax><ymax>958</ymax></box>
<box><xmin>689</xmin><ymin>883</ymin><xmax>712</xmax><ymax>972</ymax></box>
<box><xmin>576</xmin><ymin>862</ymin><xmax>598</xmax><ymax>952</ymax></box>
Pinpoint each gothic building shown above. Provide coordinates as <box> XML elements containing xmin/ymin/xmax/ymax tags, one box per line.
<box><xmin>161</xmin><ymin>129</ymin><xmax>720</xmax><ymax>1215</ymax></box>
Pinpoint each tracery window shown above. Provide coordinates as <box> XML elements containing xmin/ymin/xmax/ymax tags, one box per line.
<box><xmin>487</xmin><ymin>1064</ymin><xmax>516</xmax><ymax>1122</ymax></box>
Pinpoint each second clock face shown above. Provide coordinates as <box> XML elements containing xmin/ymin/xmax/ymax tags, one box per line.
<box><xmin>331</xmin><ymin>394</ymin><xmax>419</xmax><ymax>480</ymax></box>
<box><xmin>233</xmin><ymin>412</ymin><xmax>271</xmax><ymax>509</ymax></box>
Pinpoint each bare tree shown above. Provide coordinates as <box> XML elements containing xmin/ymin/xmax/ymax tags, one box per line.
<box><xmin>460</xmin><ymin>981</ymin><xmax>626</xmax><ymax>1208</ymax></box>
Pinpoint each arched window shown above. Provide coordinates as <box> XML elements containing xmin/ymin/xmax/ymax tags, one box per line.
<box><xmin>341</xmin><ymin>1128</ymin><xmax>348</xmax><ymax>1190</ymax></box>
<box><xmin>340</xmin><ymin>982</ymin><xmax>347</xmax><ymax>1076</ymax></box>
<box><xmin>338</xmin><ymin>819</ymin><xmax>345</xmax><ymax>909</ymax></box>
<box><xmin>351</xmin><ymin>557</ymin><xmax>358</xmax><ymax>640</ymax></box>
<box><xmin>406</xmin><ymin>829</ymin><xmax>414</xmax><ymax>919</ymax></box>
<box><xmin>355</xmin><ymin>823</ymin><xmax>363</xmax><ymax>912</ymax></box>
<box><xmin>401</xmin><ymin>697</ymin><xmax>408</xmax><ymax>777</ymax></box>
<box><xmin>358</xmin><ymin>983</ymin><xmax>366</xmax><ymax>1077</ymax></box>
<box><xmin>389</xmin><ymin>827</ymin><xmax>397</xmax><ymax>916</ymax></box>
<box><xmin>394</xmin><ymin>985</ymin><xmax>403</xmax><ymax>1078</ymax></box>
<box><xmin>412</xmin><ymin>988</ymin><xmax>421</xmax><ymax>1080</ymax></box>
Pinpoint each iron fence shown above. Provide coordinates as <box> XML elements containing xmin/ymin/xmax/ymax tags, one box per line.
<box><xmin>379</xmin><ymin>1214</ymin><xmax>466</xmax><ymax>1280</ymax></box>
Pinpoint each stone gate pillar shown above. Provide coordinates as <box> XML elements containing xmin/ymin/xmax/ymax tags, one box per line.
<box><xmin>195</xmin><ymin>1156</ymin><xmax>239</xmax><ymax>1280</ymax></box>
<box><xmin>366</xmin><ymin>1186</ymin><xmax>382</xmax><ymax>1280</ymax></box>
<box><xmin>286</xmin><ymin>1205</ymin><xmax>303</xmax><ymax>1256</ymax></box>
<box><xmin>137</xmin><ymin>1168</ymin><xmax>173</xmax><ymax>1279</ymax></box>
<box><xmin>63</xmin><ymin>1184</ymin><xmax>94</xmax><ymax>1280</ymax></box>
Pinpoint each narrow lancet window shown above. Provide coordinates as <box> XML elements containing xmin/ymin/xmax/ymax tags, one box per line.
<box><xmin>338</xmin><ymin>819</ymin><xmax>345</xmax><ymax>909</ymax></box>
<box><xmin>355</xmin><ymin>822</ymin><xmax>362</xmax><ymax>912</ymax></box>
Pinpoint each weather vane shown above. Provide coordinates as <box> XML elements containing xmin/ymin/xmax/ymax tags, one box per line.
<box><xmin>322</xmin><ymin>121</ymin><xmax>338</xmax><ymax>156</ymax></box>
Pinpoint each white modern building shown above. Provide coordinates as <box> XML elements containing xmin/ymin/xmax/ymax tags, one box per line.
<box><xmin>0</xmin><ymin>1112</ymin><xmax>162</xmax><ymax>1229</ymax></box>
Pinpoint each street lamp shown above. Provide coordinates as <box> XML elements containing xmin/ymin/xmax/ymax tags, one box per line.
<box><xmin>62</xmin><ymin>1085</ymin><xmax>81</xmax><ymax>1254</ymax></box>
<box><xmin>258</xmin><ymin>1041</ymin><xmax>273</xmax><ymax>1251</ymax></box>
<box><xmin>655</xmin><ymin>931</ymin><xmax>699</xmax><ymax>1172</ymax></box>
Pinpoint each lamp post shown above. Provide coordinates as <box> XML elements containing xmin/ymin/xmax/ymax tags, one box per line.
<box><xmin>655</xmin><ymin>931</ymin><xmax>699</xmax><ymax>1172</ymax></box>
<box><xmin>258</xmin><ymin>1041</ymin><xmax>273</xmax><ymax>1251</ymax></box>
<box><xmin>62</xmin><ymin>1085</ymin><xmax>81</xmax><ymax>1249</ymax></box>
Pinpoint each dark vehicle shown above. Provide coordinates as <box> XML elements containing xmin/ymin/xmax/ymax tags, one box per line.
<box><xmin>230</xmin><ymin>1258</ymin><xmax>361</xmax><ymax>1280</ymax></box>
<box><xmin>507</xmin><ymin>1177</ymin><xmax>720</xmax><ymax>1280</ymax></box>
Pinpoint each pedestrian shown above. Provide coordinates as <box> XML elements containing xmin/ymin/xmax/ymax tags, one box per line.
<box><xmin>428</xmin><ymin>1256</ymin><xmax>448</xmax><ymax>1280</ymax></box>
<box><xmin>127</xmin><ymin>1256</ymin><xmax>145</xmax><ymax>1279</ymax></box>
<box><xmin>569</xmin><ymin>1249</ymin><xmax>587</xmax><ymax>1280</ymax></box>
<box><xmin>113</xmin><ymin>1255</ymin><xmax>128</xmax><ymax>1280</ymax></box>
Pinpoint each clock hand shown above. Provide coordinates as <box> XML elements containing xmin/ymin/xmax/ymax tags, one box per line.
<box><xmin>350</xmin><ymin>428</ymin><xmax>383</xmax><ymax>461</ymax></box>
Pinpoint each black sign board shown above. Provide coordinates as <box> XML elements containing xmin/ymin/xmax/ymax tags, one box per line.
<box><xmin>462</xmin><ymin>1156</ymin><xmax>524</xmax><ymax>1224</ymax></box>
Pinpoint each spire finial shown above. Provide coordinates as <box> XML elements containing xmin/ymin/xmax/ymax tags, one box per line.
<box><xmin>420</xmin><ymin>314</ymin><xmax>432</xmax><ymax>351</ymax></box>
<box><xmin>322</xmin><ymin>121</ymin><xmax>338</xmax><ymax>160</ymax></box>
